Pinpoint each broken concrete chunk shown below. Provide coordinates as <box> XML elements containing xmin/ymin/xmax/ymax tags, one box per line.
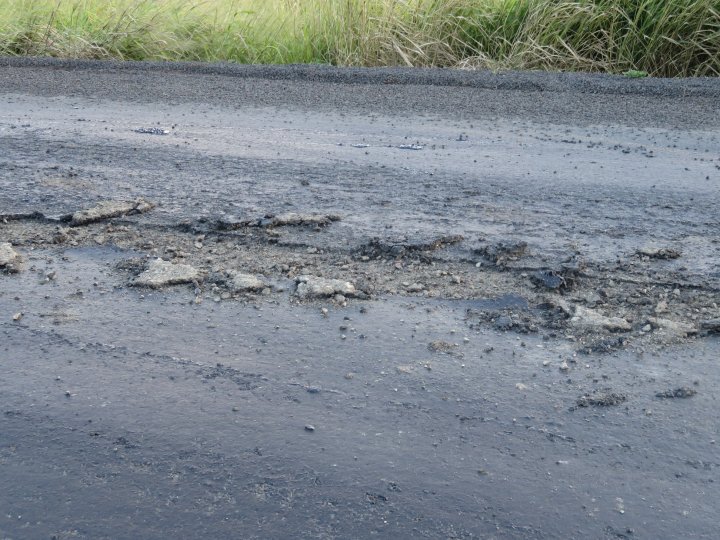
<box><xmin>637</xmin><ymin>246</ymin><xmax>681</xmax><ymax>260</ymax></box>
<box><xmin>648</xmin><ymin>317</ymin><xmax>697</xmax><ymax>337</ymax></box>
<box><xmin>0</xmin><ymin>242</ymin><xmax>21</xmax><ymax>272</ymax></box>
<box><xmin>134</xmin><ymin>258</ymin><xmax>199</xmax><ymax>288</ymax></box>
<box><xmin>263</xmin><ymin>213</ymin><xmax>341</xmax><ymax>227</ymax></box>
<box><xmin>570</xmin><ymin>306</ymin><xmax>631</xmax><ymax>332</ymax></box>
<box><xmin>227</xmin><ymin>271</ymin><xmax>266</xmax><ymax>292</ymax></box>
<box><xmin>295</xmin><ymin>275</ymin><xmax>356</xmax><ymax>298</ymax></box>
<box><xmin>71</xmin><ymin>198</ymin><xmax>155</xmax><ymax>226</ymax></box>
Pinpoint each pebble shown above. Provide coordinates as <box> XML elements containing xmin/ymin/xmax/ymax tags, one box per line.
<box><xmin>304</xmin><ymin>425</ymin><xmax>316</xmax><ymax>432</ymax></box>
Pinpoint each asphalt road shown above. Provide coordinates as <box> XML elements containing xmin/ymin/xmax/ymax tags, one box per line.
<box><xmin>1</xmin><ymin>59</ymin><xmax>719</xmax><ymax>539</ymax></box>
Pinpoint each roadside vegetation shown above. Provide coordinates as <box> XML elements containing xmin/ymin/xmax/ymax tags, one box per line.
<box><xmin>1</xmin><ymin>0</ymin><xmax>718</xmax><ymax>77</ymax></box>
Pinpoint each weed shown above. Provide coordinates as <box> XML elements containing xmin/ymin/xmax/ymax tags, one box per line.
<box><xmin>0</xmin><ymin>0</ymin><xmax>718</xmax><ymax>76</ymax></box>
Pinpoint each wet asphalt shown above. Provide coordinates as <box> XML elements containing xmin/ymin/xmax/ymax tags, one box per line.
<box><xmin>1</xmin><ymin>59</ymin><xmax>720</xmax><ymax>539</ymax></box>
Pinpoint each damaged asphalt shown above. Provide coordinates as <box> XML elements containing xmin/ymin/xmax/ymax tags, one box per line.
<box><xmin>1</xmin><ymin>59</ymin><xmax>719</xmax><ymax>539</ymax></box>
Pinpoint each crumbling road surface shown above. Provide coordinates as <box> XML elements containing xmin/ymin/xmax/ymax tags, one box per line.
<box><xmin>1</xmin><ymin>59</ymin><xmax>719</xmax><ymax>539</ymax></box>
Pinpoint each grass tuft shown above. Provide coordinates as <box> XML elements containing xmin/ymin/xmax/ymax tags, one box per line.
<box><xmin>0</xmin><ymin>0</ymin><xmax>718</xmax><ymax>76</ymax></box>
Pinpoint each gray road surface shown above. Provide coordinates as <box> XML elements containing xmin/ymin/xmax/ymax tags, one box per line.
<box><xmin>1</xmin><ymin>59</ymin><xmax>719</xmax><ymax>539</ymax></box>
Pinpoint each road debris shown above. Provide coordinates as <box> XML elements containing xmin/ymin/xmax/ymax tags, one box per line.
<box><xmin>428</xmin><ymin>340</ymin><xmax>458</xmax><ymax>353</ymax></box>
<box><xmin>227</xmin><ymin>271</ymin><xmax>266</xmax><ymax>292</ymax></box>
<box><xmin>133</xmin><ymin>127</ymin><xmax>169</xmax><ymax>135</ymax></box>
<box><xmin>0</xmin><ymin>242</ymin><xmax>21</xmax><ymax>272</ymax></box>
<box><xmin>656</xmin><ymin>387</ymin><xmax>697</xmax><ymax>399</ymax></box>
<box><xmin>700</xmin><ymin>319</ymin><xmax>720</xmax><ymax>334</ymax></box>
<box><xmin>477</xmin><ymin>240</ymin><xmax>528</xmax><ymax>265</ymax></box>
<box><xmin>570</xmin><ymin>306</ymin><xmax>631</xmax><ymax>332</ymax></box>
<box><xmin>295</xmin><ymin>275</ymin><xmax>356</xmax><ymax>298</ymax></box>
<box><xmin>357</xmin><ymin>235</ymin><xmax>463</xmax><ymax>260</ymax></box>
<box><xmin>70</xmin><ymin>199</ymin><xmax>155</xmax><ymax>226</ymax></box>
<box><xmin>576</xmin><ymin>391</ymin><xmax>627</xmax><ymax>408</ymax></box>
<box><xmin>134</xmin><ymin>258</ymin><xmax>200</xmax><ymax>288</ymax></box>
<box><xmin>637</xmin><ymin>246</ymin><xmax>681</xmax><ymax>259</ymax></box>
<box><xmin>261</xmin><ymin>213</ymin><xmax>340</xmax><ymax>227</ymax></box>
<box><xmin>648</xmin><ymin>317</ymin><xmax>697</xmax><ymax>337</ymax></box>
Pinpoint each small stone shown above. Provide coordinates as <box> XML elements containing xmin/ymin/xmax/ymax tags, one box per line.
<box><xmin>12</xmin><ymin>312</ymin><xmax>23</xmax><ymax>321</ymax></box>
<box><xmin>306</xmin><ymin>386</ymin><xmax>321</xmax><ymax>394</ymax></box>
<box><xmin>559</xmin><ymin>361</ymin><xmax>569</xmax><ymax>372</ymax></box>
<box><xmin>642</xmin><ymin>324</ymin><xmax>652</xmax><ymax>332</ymax></box>
<box><xmin>515</xmin><ymin>383</ymin><xmax>528</xmax><ymax>390</ymax></box>
<box><xmin>304</xmin><ymin>424</ymin><xmax>316</xmax><ymax>432</ymax></box>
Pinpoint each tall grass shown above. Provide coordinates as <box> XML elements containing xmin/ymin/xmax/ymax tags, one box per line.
<box><xmin>0</xmin><ymin>0</ymin><xmax>718</xmax><ymax>76</ymax></box>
